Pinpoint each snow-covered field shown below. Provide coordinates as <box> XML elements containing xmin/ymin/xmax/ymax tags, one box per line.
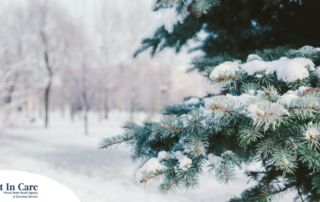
<box><xmin>0</xmin><ymin>112</ymin><xmax>293</xmax><ymax>202</ymax></box>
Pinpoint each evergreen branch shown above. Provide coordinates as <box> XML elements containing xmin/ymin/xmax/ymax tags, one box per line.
<box><xmin>139</xmin><ymin>169</ymin><xmax>168</xmax><ymax>184</ymax></box>
<box><xmin>100</xmin><ymin>133</ymin><xmax>135</xmax><ymax>149</ymax></box>
<box><xmin>106</xmin><ymin>47</ymin><xmax>320</xmax><ymax>199</ymax></box>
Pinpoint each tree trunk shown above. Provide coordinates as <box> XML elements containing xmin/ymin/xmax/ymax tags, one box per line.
<box><xmin>104</xmin><ymin>104</ymin><xmax>109</xmax><ymax>119</ymax></box>
<box><xmin>104</xmin><ymin>90</ymin><xmax>109</xmax><ymax>119</ymax></box>
<box><xmin>44</xmin><ymin>79</ymin><xmax>51</xmax><ymax>128</ymax></box>
<box><xmin>129</xmin><ymin>97</ymin><xmax>136</xmax><ymax>121</ymax></box>
<box><xmin>81</xmin><ymin>80</ymin><xmax>89</xmax><ymax>135</ymax></box>
<box><xmin>84</xmin><ymin>109</ymin><xmax>89</xmax><ymax>135</ymax></box>
<box><xmin>41</xmin><ymin>31</ymin><xmax>53</xmax><ymax>128</ymax></box>
<box><xmin>43</xmin><ymin>50</ymin><xmax>53</xmax><ymax>128</ymax></box>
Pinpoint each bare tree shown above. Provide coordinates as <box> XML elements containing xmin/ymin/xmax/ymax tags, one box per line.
<box><xmin>0</xmin><ymin>0</ymin><xmax>210</xmax><ymax>129</ymax></box>
<box><xmin>0</xmin><ymin>2</ymin><xmax>41</xmax><ymax>125</ymax></box>
<box><xmin>27</xmin><ymin>0</ymin><xmax>77</xmax><ymax>128</ymax></box>
<box><xmin>58</xmin><ymin>39</ymin><xmax>100</xmax><ymax>135</ymax></box>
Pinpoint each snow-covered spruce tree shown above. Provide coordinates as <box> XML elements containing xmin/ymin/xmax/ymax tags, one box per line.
<box><xmin>102</xmin><ymin>46</ymin><xmax>320</xmax><ymax>201</ymax></box>
<box><xmin>102</xmin><ymin>0</ymin><xmax>320</xmax><ymax>201</ymax></box>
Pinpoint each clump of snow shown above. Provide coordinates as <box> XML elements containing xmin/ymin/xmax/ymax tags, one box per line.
<box><xmin>203</xmin><ymin>96</ymin><xmax>239</xmax><ymax>123</ymax></box>
<box><xmin>300</xmin><ymin>45</ymin><xmax>320</xmax><ymax>53</ymax></box>
<box><xmin>203</xmin><ymin>94</ymin><xmax>264</xmax><ymax>120</ymax></box>
<box><xmin>179</xmin><ymin>157</ymin><xmax>192</xmax><ymax>169</ymax></box>
<box><xmin>209</xmin><ymin>53</ymin><xmax>315</xmax><ymax>84</ymax></box>
<box><xmin>244</xmin><ymin>161</ymin><xmax>264</xmax><ymax>173</ymax></box>
<box><xmin>157</xmin><ymin>151</ymin><xmax>170</xmax><ymax>161</ymax></box>
<box><xmin>290</xmin><ymin>57</ymin><xmax>315</xmax><ymax>71</ymax></box>
<box><xmin>247</xmin><ymin>104</ymin><xmax>265</xmax><ymax>118</ymax></box>
<box><xmin>277</xmin><ymin>91</ymin><xmax>299</xmax><ymax>106</ymax></box>
<box><xmin>175</xmin><ymin>151</ymin><xmax>192</xmax><ymax>170</ymax></box>
<box><xmin>247</xmin><ymin>101</ymin><xmax>289</xmax><ymax>120</ymax></box>
<box><xmin>207</xmin><ymin>154</ymin><xmax>222</xmax><ymax>165</ymax></box>
<box><xmin>246</xmin><ymin>54</ymin><xmax>262</xmax><ymax>62</ymax></box>
<box><xmin>238</xmin><ymin>57</ymin><xmax>314</xmax><ymax>83</ymax></box>
<box><xmin>226</xmin><ymin>94</ymin><xmax>260</xmax><ymax>107</ymax></box>
<box><xmin>209</xmin><ymin>61</ymin><xmax>240</xmax><ymax>81</ymax></box>
<box><xmin>240</xmin><ymin>59</ymin><xmax>271</xmax><ymax>75</ymax></box>
<box><xmin>240</xmin><ymin>57</ymin><xmax>313</xmax><ymax>82</ymax></box>
<box><xmin>154</xmin><ymin>150</ymin><xmax>193</xmax><ymax>170</ymax></box>
<box><xmin>204</xmin><ymin>96</ymin><xmax>236</xmax><ymax>110</ymax></box>
<box><xmin>247</xmin><ymin>90</ymin><xmax>255</xmax><ymax>95</ymax></box>
<box><xmin>196</xmin><ymin>29</ymin><xmax>209</xmax><ymax>42</ymax></box>
<box><xmin>140</xmin><ymin>158</ymin><xmax>165</xmax><ymax>172</ymax></box>
<box><xmin>274</xmin><ymin>58</ymin><xmax>311</xmax><ymax>82</ymax></box>
<box><xmin>289</xmin><ymin>94</ymin><xmax>320</xmax><ymax>111</ymax></box>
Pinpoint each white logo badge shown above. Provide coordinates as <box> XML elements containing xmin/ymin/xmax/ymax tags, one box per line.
<box><xmin>0</xmin><ymin>170</ymin><xmax>80</xmax><ymax>202</ymax></box>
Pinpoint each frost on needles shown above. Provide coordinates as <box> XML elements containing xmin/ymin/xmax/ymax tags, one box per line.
<box><xmin>102</xmin><ymin>46</ymin><xmax>320</xmax><ymax>201</ymax></box>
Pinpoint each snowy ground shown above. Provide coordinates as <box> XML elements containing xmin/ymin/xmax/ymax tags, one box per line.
<box><xmin>0</xmin><ymin>111</ymin><xmax>294</xmax><ymax>202</ymax></box>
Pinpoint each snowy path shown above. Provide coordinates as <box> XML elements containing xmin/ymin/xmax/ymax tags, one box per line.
<box><xmin>0</xmin><ymin>113</ymin><xmax>291</xmax><ymax>202</ymax></box>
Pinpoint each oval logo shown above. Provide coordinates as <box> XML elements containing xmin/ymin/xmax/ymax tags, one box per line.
<box><xmin>0</xmin><ymin>170</ymin><xmax>80</xmax><ymax>202</ymax></box>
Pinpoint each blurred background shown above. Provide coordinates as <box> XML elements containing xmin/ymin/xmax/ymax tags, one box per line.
<box><xmin>0</xmin><ymin>1</ymin><xmax>244</xmax><ymax>202</ymax></box>
<box><xmin>0</xmin><ymin>0</ymin><xmax>212</xmax><ymax>132</ymax></box>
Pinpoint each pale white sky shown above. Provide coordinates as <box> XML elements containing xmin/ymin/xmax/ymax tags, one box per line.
<box><xmin>0</xmin><ymin>0</ymin><xmax>197</xmax><ymax>66</ymax></box>
<box><xmin>54</xmin><ymin>0</ymin><xmax>182</xmax><ymax>62</ymax></box>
